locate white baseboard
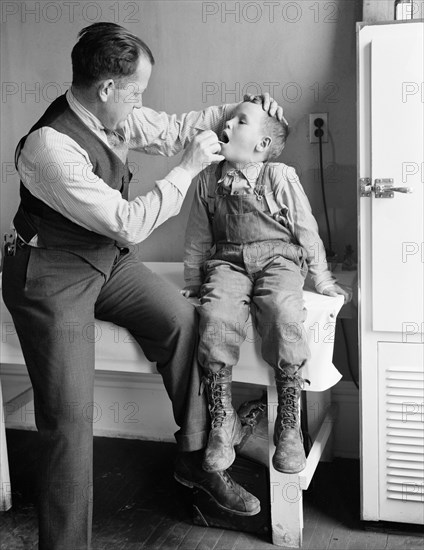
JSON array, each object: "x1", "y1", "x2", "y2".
[
  {"x1": 1, "y1": 364, "x2": 263, "y2": 441},
  {"x1": 1, "y1": 365, "x2": 359, "y2": 458}
]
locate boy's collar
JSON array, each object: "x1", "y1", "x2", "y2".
[{"x1": 219, "y1": 160, "x2": 264, "y2": 188}]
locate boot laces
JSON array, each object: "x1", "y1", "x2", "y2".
[
  {"x1": 206, "y1": 371, "x2": 230, "y2": 429},
  {"x1": 221, "y1": 470, "x2": 235, "y2": 488},
  {"x1": 239, "y1": 399, "x2": 266, "y2": 427},
  {"x1": 278, "y1": 387, "x2": 299, "y2": 429},
  {"x1": 276, "y1": 373, "x2": 307, "y2": 431}
]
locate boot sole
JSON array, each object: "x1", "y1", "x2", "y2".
[
  {"x1": 272, "y1": 456, "x2": 306, "y2": 474},
  {"x1": 173, "y1": 472, "x2": 261, "y2": 516}
]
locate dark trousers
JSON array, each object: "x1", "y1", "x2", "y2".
[{"x1": 2, "y1": 245, "x2": 209, "y2": 550}]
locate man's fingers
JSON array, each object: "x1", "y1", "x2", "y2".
[
  {"x1": 266, "y1": 97, "x2": 278, "y2": 117},
  {"x1": 196, "y1": 130, "x2": 220, "y2": 148},
  {"x1": 266, "y1": 100, "x2": 285, "y2": 123},
  {"x1": 197, "y1": 129, "x2": 219, "y2": 141},
  {"x1": 243, "y1": 93, "x2": 285, "y2": 122},
  {"x1": 197, "y1": 131, "x2": 223, "y2": 158},
  {"x1": 210, "y1": 154, "x2": 226, "y2": 163},
  {"x1": 277, "y1": 107, "x2": 287, "y2": 123},
  {"x1": 323, "y1": 290, "x2": 338, "y2": 297},
  {"x1": 261, "y1": 92, "x2": 271, "y2": 112}
]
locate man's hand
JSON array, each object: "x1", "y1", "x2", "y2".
[
  {"x1": 179, "y1": 131, "x2": 224, "y2": 179},
  {"x1": 321, "y1": 283, "x2": 352, "y2": 304},
  {"x1": 180, "y1": 285, "x2": 201, "y2": 298},
  {"x1": 243, "y1": 92, "x2": 286, "y2": 123}
]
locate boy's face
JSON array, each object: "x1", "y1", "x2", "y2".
[{"x1": 220, "y1": 102, "x2": 269, "y2": 165}]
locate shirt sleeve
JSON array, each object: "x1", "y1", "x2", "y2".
[
  {"x1": 183, "y1": 167, "x2": 215, "y2": 286},
  {"x1": 127, "y1": 103, "x2": 238, "y2": 155},
  {"x1": 18, "y1": 127, "x2": 192, "y2": 246},
  {"x1": 271, "y1": 164, "x2": 336, "y2": 293}
]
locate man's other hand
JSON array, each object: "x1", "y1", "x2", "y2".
[{"x1": 243, "y1": 92, "x2": 286, "y2": 123}]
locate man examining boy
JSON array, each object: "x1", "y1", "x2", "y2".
[
  {"x1": 183, "y1": 98, "x2": 350, "y2": 475},
  {"x1": 2, "y1": 23, "x2": 285, "y2": 550}
]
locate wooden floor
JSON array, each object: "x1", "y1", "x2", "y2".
[{"x1": 1, "y1": 429, "x2": 423, "y2": 550}]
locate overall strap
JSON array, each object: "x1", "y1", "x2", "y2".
[
  {"x1": 253, "y1": 163, "x2": 268, "y2": 200},
  {"x1": 260, "y1": 163, "x2": 281, "y2": 215},
  {"x1": 205, "y1": 160, "x2": 226, "y2": 221}
]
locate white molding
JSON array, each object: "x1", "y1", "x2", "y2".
[{"x1": 1, "y1": 368, "x2": 359, "y2": 457}]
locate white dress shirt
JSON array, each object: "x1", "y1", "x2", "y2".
[{"x1": 17, "y1": 89, "x2": 232, "y2": 246}]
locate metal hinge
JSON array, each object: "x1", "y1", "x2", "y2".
[{"x1": 360, "y1": 178, "x2": 413, "y2": 198}]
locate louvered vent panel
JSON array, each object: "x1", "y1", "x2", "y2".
[{"x1": 385, "y1": 368, "x2": 424, "y2": 502}]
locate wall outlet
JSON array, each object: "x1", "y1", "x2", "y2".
[{"x1": 309, "y1": 113, "x2": 328, "y2": 143}]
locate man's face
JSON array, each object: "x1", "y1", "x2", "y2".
[
  {"x1": 104, "y1": 54, "x2": 152, "y2": 130},
  {"x1": 220, "y1": 102, "x2": 267, "y2": 165}
]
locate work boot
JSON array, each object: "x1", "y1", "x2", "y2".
[
  {"x1": 272, "y1": 368, "x2": 307, "y2": 474},
  {"x1": 202, "y1": 367, "x2": 244, "y2": 472},
  {"x1": 174, "y1": 451, "x2": 261, "y2": 516}
]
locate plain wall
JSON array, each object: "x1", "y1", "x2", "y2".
[{"x1": 1, "y1": 0, "x2": 361, "y2": 261}]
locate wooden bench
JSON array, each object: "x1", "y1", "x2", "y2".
[{"x1": 1, "y1": 261, "x2": 344, "y2": 547}]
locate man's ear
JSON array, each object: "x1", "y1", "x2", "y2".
[
  {"x1": 256, "y1": 136, "x2": 272, "y2": 153},
  {"x1": 97, "y1": 79, "x2": 115, "y2": 103}
]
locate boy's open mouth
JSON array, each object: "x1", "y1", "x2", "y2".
[{"x1": 221, "y1": 131, "x2": 230, "y2": 143}]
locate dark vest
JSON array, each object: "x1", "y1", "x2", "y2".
[{"x1": 13, "y1": 94, "x2": 132, "y2": 273}]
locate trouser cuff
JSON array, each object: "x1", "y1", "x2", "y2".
[{"x1": 175, "y1": 429, "x2": 209, "y2": 453}]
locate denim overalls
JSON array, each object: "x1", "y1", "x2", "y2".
[{"x1": 198, "y1": 162, "x2": 311, "y2": 374}]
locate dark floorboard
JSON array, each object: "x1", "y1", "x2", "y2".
[{"x1": 1, "y1": 429, "x2": 423, "y2": 549}]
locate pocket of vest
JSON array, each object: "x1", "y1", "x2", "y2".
[{"x1": 225, "y1": 211, "x2": 261, "y2": 244}]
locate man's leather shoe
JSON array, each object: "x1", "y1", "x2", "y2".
[{"x1": 174, "y1": 451, "x2": 261, "y2": 516}]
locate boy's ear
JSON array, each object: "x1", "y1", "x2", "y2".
[{"x1": 256, "y1": 136, "x2": 272, "y2": 153}]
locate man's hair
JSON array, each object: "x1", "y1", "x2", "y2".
[
  {"x1": 71, "y1": 22, "x2": 155, "y2": 88},
  {"x1": 247, "y1": 97, "x2": 290, "y2": 160}
]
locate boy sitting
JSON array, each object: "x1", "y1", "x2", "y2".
[{"x1": 182, "y1": 98, "x2": 349, "y2": 474}]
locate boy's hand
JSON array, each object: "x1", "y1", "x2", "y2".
[
  {"x1": 243, "y1": 92, "x2": 286, "y2": 123},
  {"x1": 180, "y1": 285, "x2": 201, "y2": 298},
  {"x1": 321, "y1": 284, "x2": 352, "y2": 304},
  {"x1": 179, "y1": 131, "x2": 225, "y2": 179}
]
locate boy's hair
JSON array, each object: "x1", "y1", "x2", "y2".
[
  {"x1": 72, "y1": 22, "x2": 155, "y2": 89},
  {"x1": 247, "y1": 97, "x2": 290, "y2": 160}
]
